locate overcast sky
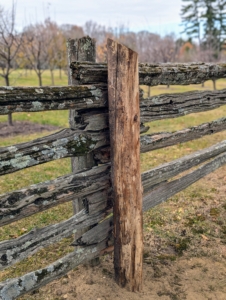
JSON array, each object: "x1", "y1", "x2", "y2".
[{"x1": 0, "y1": 0, "x2": 183, "y2": 36}]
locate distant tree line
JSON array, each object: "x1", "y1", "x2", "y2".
[{"x1": 1, "y1": 1, "x2": 226, "y2": 125}]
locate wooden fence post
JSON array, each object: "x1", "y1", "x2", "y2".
[
  {"x1": 107, "y1": 39, "x2": 143, "y2": 292},
  {"x1": 67, "y1": 37, "x2": 97, "y2": 236}
]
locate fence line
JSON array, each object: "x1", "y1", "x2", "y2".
[{"x1": 0, "y1": 36, "x2": 226, "y2": 298}]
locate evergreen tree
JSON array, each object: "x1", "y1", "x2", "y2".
[
  {"x1": 181, "y1": 0, "x2": 201, "y2": 43},
  {"x1": 181, "y1": 0, "x2": 226, "y2": 60}
]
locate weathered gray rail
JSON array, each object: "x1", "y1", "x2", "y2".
[
  {"x1": 1, "y1": 117, "x2": 226, "y2": 175},
  {"x1": 1, "y1": 86, "x2": 226, "y2": 123},
  {"x1": 70, "y1": 61, "x2": 226, "y2": 86}
]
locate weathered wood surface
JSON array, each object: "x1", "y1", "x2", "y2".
[
  {"x1": 0, "y1": 241, "x2": 107, "y2": 300},
  {"x1": 73, "y1": 216, "x2": 113, "y2": 246},
  {"x1": 107, "y1": 39, "x2": 143, "y2": 291},
  {"x1": 0, "y1": 189, "x2": 111, "y2": 270},
  {"x1": 0, "y1": 209, "x2": 106, "y2": 270},
  {"x1": 1, "y1": 86, "x2": 226, "y2": 123},
  {"x1": 142, "y1": 139, "x2": 226, "y2": 192},
  {"x1": 75, "y1": 150, "x2": 226, "y2": 246},
  {"x1": 0, "y1": 164, "x2": 111, "y2": 227},
  {"x1": 1, "y1": 146, "x2": 226, "y2": 291},
  {"x1": 68, "y1": 37, "x2": 100, "y2": 251},
  {"x1": 140, "y1": 89, "x2": 226, "y2": 122},
  {"x1": 0, "y1": 85, "x2": 108, "y2": 115},
  {"x1": 140, "y1": 117, "x2": 226, "y2": 153},
  {"x1": 70, "y1": 61, "x2": 226, "y2": 86},
  {"x1": 1, "y1": 117, "x2": 226, "y2": 175},
  {"x1": 143, "y1": 151, "x2": 226, "y2": 211},
  {"x1": 0, "y1": 128, "x2": 108, "y2": 176},
  {"x1": 2, "y1": 139, "x2": 225, "y2": 228}
]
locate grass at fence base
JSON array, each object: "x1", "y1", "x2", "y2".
[{"x1": 0, "y1": 73, "x2": 226, "y2": 288}]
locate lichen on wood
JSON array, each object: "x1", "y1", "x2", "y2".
[
  {"x1": 0, "y1": 164, "x2": 111, "y2": 227},
  {"x1": 0, "y1": 85, "x2": 108, "y2": 115},
  {"x1": 70, "y1": 61, "x2": 226, "y2": 86}
]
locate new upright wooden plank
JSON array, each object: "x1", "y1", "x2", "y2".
[{"x1": 107, "y1": 39, "x2": 143, "y2": 291}]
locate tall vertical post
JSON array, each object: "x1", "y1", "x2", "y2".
[
  {"x1": 67, "y1": 37, "x2": 97, "y2": 233},
  {"x1": 107, "y1": 39, "x2": 143, "y2": 292}
]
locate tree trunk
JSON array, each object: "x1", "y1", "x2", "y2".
[
  {"x1": 59, "y1": 67, "x2": 62, "y2": 79},
  {"x1": 50, "y1": 69, "x2": 55, "y2": 85},
  {"x1": 5, "y1": 74, "x2": 13, "y2": 126},
  {"x1": 38, "y1": 72, "x2": 43, "y2": 86}
]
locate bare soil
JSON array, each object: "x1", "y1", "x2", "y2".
[{"x1": 0, "y1": 121, "x2": 60, "y2": 138}]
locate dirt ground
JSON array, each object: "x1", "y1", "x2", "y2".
[
  {"x1": 2, "y1": 122, "x2": 226, "y2": 300},
  {"x1": 26, "y1": 237, "x2": 226, "y2": 300},
  {"x1": 24, "y1": 167, "x2": 226, "y2": 300},
  {"x1": 0, "y1": 121, "x2": 60, "y2": 138}
]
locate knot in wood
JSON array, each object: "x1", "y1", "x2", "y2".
[{"x1": 134, "y1": 114, "x2": 138, "y2": 122}]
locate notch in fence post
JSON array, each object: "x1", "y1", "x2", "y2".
[
  {"x1": 107, "y1": 39, "x2": 143, "y2": 292},
  {"x1": 67, "y1": 37, "x2": 99, "y2": 266}
]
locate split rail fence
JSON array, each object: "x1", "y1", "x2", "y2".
[{"x1": 1, "y1": 36, "x2": 226, "y2": 298}]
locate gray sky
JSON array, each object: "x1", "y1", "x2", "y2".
[{"x1": 0, "y1": 0, "x2": 183, "y2": 36}]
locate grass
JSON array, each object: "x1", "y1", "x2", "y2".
[{"x1": 0, "y1": 71, "x2": 226, "y2": 286}]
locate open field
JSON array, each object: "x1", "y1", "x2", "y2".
[{"x1": 1, "y1": 72, "x2": 226, "y2": 299}]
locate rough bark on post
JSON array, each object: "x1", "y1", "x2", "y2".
[
  {"x1": 67, "y1": 37, "x2": 97, "y2": 240},
  {"x1": 107, "y1": 39, "x2": 143, "y2": 291}
]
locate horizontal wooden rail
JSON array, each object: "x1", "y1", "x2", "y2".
[
  {"x1": 71, "y1": 61, "x2": 226, "y2": 86},
  {"x1": 0, "y1": 85, "x2": 108, "y2": 115},
  {"x1": 0, "y1": 128, "x2": 108, "y2": 176},
  {"x1": 1, "y1": 139, "x2": 226, "y2": 269},
  {"x1": 1, "y1": 150, "x2": 226, "y2": 299},
  {"x1": 75, "y1": 150, "x2": 226, "y2": 246},
  {"x1": 0, "y1": 164, "x2": 111, "y2": 226},
  {"x1": 0, "y1": 241, "x2": 107, "y2": 300},
  {"x1": 1, "y1": 117, "x2": 226, "y2": 175},
  {"x1": 1, "y1": 86, "x2": 226, "y2": 123},
  {"x1": 0, "y1": 208, "x2": 108, "y2": 270},
  {"x1": 142, "y1": 139, "x2": 226, "y2": 191},
  {"x1": 140, "y1": 117, "x2": 226, "y2": 152},
  {"x1": 140, "y1": 88, "x2": 226, "y2": 122}
]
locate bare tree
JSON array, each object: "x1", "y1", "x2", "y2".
[
  {"x1": 22, "y1": 20, "x2": 51, "y2": 86},
  {"x1": 0, "y1": 1, "x2": 22, "y2": 125}
]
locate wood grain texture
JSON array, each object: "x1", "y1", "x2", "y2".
[
  {"x1": 2, "y1": 87, "x2": 226, "y2": 122},
  {"x1": 67, "y1": 37, "x2": 98, "y2": 247},
  {"x1": 0, "y1": 241, "x2": 107, "y2": 300},
  {"x1": 2, "y1": 139, "x2": 226, "y2": 228},
  {"x1": 0, "y1": 128, "x2": 108, "y2": 176},
  {"x1": 0, "y1": 164, "x2": 111, "y2": 227},
  {"x1": 140, "y1": 89, "x2": 226, "y2": 122},
  {"x1": 143, "y1": 151, "x2": 226, "y2": 211},
  {"x1": 0, "y1": 189, "x2": 111, "y2": 270},
  {"x1": 1, "y1": 117, "x2": 226, "y2": 175},
  {"x1": 0, "y1": 85, "x2": 108, "y2": 115},
  {"x1": 107, "y1": 39, "x2": 143, "y2": 291},
  {"x1": 1, "y1": 147, "x2": 226, "y2": 293},
  {"x1": 70, "y1": 61, "x2": 226, "y2": 86},
  {"x1": 142, "y1": 139, "x2": 226, "y2": 192},
  {"x1": 140, "y1": 117, "x2": 226, "y2": 153}
]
